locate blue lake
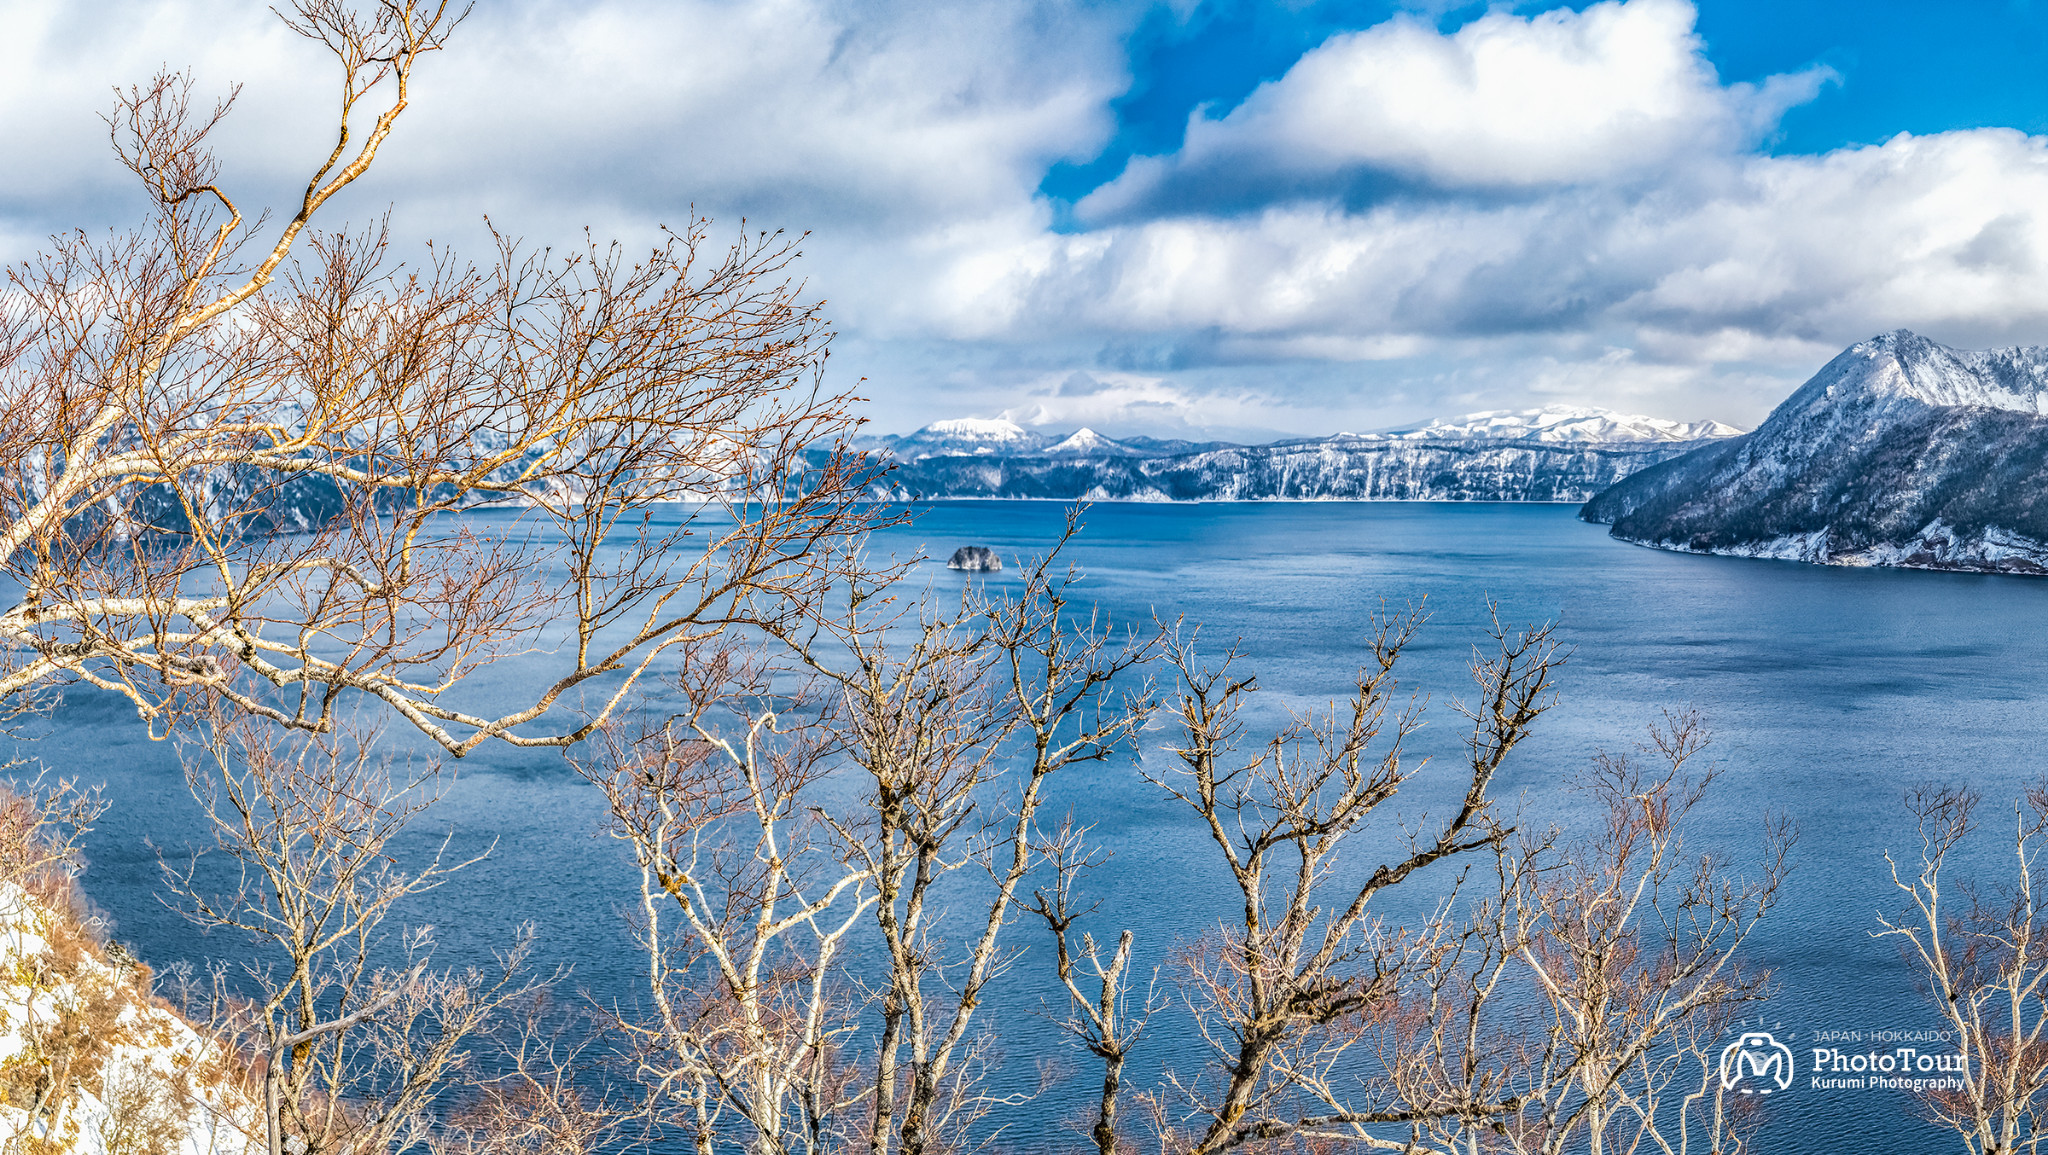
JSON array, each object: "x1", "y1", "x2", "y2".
[{"x1": 36, "y1": 501, "x2": 2048, "y2": 1153}]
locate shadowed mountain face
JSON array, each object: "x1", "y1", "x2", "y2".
[
  {"x1": 1581, "y1": 330, "x2": 2048, "y2": 574},
  {"x1": 851, "y1": 407, "x2": 1738, "y2": 503}
]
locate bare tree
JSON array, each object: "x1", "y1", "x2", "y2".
[
  {"x1": 1880, "y1": 782, "x2": 2048, "y2": 1155},
  {"x1": 1131, "y1": 606, "x2": 1557, "y2": 1154},
  {"x1": 567, "y1": 521, "x2": 1156, "y2": 1155},
  {"x1": 795, "y1": 523, "x2": 1158, "y2": 1155},
  {"x1": 0, "y1": 0, "x2": 885, "y2": 755},
  {"x1": 0, "y1": 773, "x2": 106, "y2": 900},
  {"x1": 1433, "y1": 710, "x2": 1791, "y2": 1155},
  {"x1": 1088, "y1": 625, "x2": 1789, "y2": 1155},
  {"x1": 575, "y1": 647, "x2": 872, "y2": 1155},
  {"x1": 164, "y1": 718, "x2": 543, "y2": 1155},
  {"x1": 0, "y1": 7, "x2": 943, "y2": 1155},
  {"x1": 1026, "y1": 818, "x2": 1166, "y2": 1155},
  {"x1": 434, "y1": 991, "x2": 627, "y2": 1155}
]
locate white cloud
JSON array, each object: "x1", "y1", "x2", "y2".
[
  {"x1": 0, "y1": 0, "x2": 1131, "y2": 245},
  {"x1": 10, "y1": 0, "x2": 2048, "y2": 439},
  {"x1": 1617, "y1": 130, "x2": 2048, "y2": 343},
  {"x1": 0, "y1": 0, "x2": 1136, "y2": 403},
  {"x1": 1079, "y1": 0, "x2": 1831, "y2": 220},
  {"x1": 395, "y1": 0, "x2": 1127, "y2": 235},
  {"x1": 996, "y1": 370, "x2": 1289, "y2": 436},
  {"x1": 914, "y1": 128, "x2": 2048, "y2": 411}
]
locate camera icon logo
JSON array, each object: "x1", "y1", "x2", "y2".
[{"x1": 1718, "y1": 1030, "x2": 1794, "y2": 1094}]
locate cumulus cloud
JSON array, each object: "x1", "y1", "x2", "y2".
[
  {"x1": 1079, "y1": 0, "x2": 1833, "y2": 221},
  {"x1": 0, "y1": 0, "x2": 1131, "y2": 244},
  {"x1": 945, "y1": 129, "x2": 2048, "y2": 346},
  {"x1": 900, "y1": 123, "x2": 2048, "y2": 426},
  {"x1": 9, "y1": 0, "x2": 2048, "y2": 437}
]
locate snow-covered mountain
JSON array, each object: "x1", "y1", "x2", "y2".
[
  {"x1": 857, "y1": 406, "x2": 1741, "y2": 502},
  {"x1": 879, "y1": 418, "x2": 1052, "y2": 461},
  {"x1": 1383, "y1": 406, "x2": 1743, "y2": 443},
  {"x1": 1582, "y1": 330, "x2": 2048, "y2": 574},
  {"x1": 1043, "y1": 428, "x2": 1144, "y2": 456}
]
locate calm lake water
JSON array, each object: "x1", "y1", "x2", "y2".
[{"x1": 34, "y1": 501, "x2": 2048, "y2": 1153}]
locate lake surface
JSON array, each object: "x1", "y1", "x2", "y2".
[{"x1": 35, "y1": 501, "x2": 2048, "y2": 1153}]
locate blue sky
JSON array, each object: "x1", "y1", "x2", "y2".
[
  {"x1": 1051, "y1": 1, "x2": 2048, "y2": 205},
  {"x1": 1699, "y1": 0, "x2": 2048, "y2": 148},
  {"x1": 8, "y1": 0, "x2": 2048, "y2": 439}
]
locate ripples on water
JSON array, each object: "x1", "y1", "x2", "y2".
[{"x1": 33, "y1": 501, "x2": 2048, "y2": 1153}]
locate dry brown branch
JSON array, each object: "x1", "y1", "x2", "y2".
[
  {"x1": 1880, "y1": 781, "x2": 2048, "y2": 1155},
  {"x1": 0, "y1": 0, "x2": 891, "y2": 755},
  {"x1": 162, "y1": 716, "x2": 544, "y2": 1155},
  {"x1": 792, "y1": 512, "x2": 1159, "y2": 1155},
  {"x1": 1026, "y1": 816, "x2": 1168, "y2": 1155},
  {"x1": 435, "y1": 991, "x2": 628, "y2": 1155}
]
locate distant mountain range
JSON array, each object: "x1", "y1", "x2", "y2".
[
  {"x1": 1582, "y1": 330, "x2": 2048, "y2": 575},
  {"x1": 854, "y1": 407, "x2": 1743, "y2": 503}
]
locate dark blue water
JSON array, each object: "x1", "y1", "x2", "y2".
[{"x1": 36, "y1": 502, "x2": 2048, "y2": 1153}]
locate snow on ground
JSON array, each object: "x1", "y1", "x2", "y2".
[
  {"x1": 1641, "y1": 520, "x2": 2048, "y2": 576},
  {"x1": 0, "y1": 885, "x2": 255, "y2": 1155}
]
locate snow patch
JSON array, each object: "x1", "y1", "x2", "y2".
[
  {"x1": 1796, "y1": 329, "x2": 2048, "y2": 416},
  {"x1": 1639, "y1": 519, "x2": 2048, "y2": 576}
]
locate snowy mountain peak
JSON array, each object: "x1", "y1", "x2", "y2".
[
  {"x1": 1589, "y1": 329, "x2": 2048, "y2": 575},
  {"x1": 1387, "y1": 405, "x2": 1743, "y2": 443},
  {"x1": 1046, "y1": 427, "x2": 1139, "y2": 455},
  {"x1": 1794, "y1": 329, "x2": 2048, "y2": 416},
  {"x1": 869, "y1": 404, "x2": 1739, "y2": 466},
  {"x1": 919, "y1": 417, "x2": 1034, "y2": 440},
  {"x1": 889, "y1": 417, "x2": 1051, "y2": 460}
]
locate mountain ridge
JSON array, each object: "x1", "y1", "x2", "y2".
[
  {"x1": 855, "y1": 405, "x2": 1744, "y2": 503},
  {"x1": 1582, "y1": 329, "x2": 2048, "y2": 574}
]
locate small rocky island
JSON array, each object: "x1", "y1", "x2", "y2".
[{"x1": 947, "y1": 546, "x2": 1002, "y2": 572}]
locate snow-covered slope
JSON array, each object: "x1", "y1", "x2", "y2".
[
  {"x1": 1385, "y1": 406, "x2": 1743, "y2": 443},
  {"x1": 1043, "y1": 428, "x2": 1142, "y2": 456},
  {"x1": 1582, "y1": 330, "x2": 2048, "y2": 574},
  {"x1": 857, "y1": 407, "x2": 1741, "y2": 502},
  {"x1": 0, "y1": 885, "x2": 253, "y2": 1155},
  {"x1": 883, "y1": 418, "x2": 1051, "y2": 461}
]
